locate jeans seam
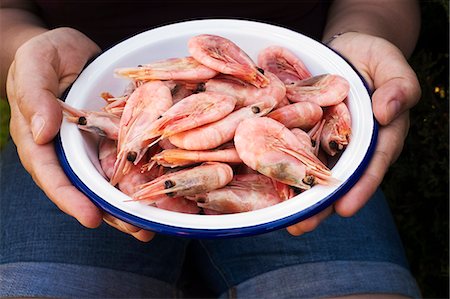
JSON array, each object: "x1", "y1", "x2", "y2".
[
  {"x1": 197, "y1": 240, "x2": 234, "y2": 298},
  {"x1": 173, "y1": 239, "x2": 192, "y2": 298}
]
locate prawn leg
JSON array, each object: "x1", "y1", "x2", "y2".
[{"x1": 286, "y1": 74, "x2": 350, "y2": 107}]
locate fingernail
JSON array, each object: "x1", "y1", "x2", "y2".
[
  {"x1": 387, "y1": 100, "x2": 401, "y2": 121},
  {"x1": 31, "y1": 115, "x2": 45, "y2": 142}
]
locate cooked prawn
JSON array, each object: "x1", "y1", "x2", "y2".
[
  {"x1": 118, "y1": 157, "x2": 161, "y2": 196},
  {"x1": 188, "y1": 34, "x2": 269, "y2": 88},
  {"x1": 204, "y1": 71, "x2": 285, "y2": 108},
  {"x1": 154, "y1": 196, "x2": 200, "y2": 214},
  {"x1": 59, "y1": 99, "x2": 120, "y2": 140},
  {"x1": 320, "y1": 102, "x2": 352, "y2": 156},
  {"x1": 143, "y1": 91, "x2": 237, "y2": 144},
  {"x1": 152, "y1": 146, "x2": 242, "y2": 168},
  {"x1": 258, "y1": 45, "x2": 312, "y2": 84},
  {"x1": 110, "y1": 80, "x2": 173, "y2": 185},
  {"x1": 187, "y1": 174, "x2": 291, "y2": 213},
  {"x1": 267, "y1": 101, "x2": 323, "y2": 130},
  {"x1": 98, "y1": 138, "x2": 117, "y2": 180},
  {"x1": 286, "y1": 74, "x2": 350, "y2": 107},
  {"x1": 234, "y1": 117, "x2": 334, "y2": 190},
  {"x1": 132, "y1": 162, "x2": 233, "y2": 203},
  {"x1": 168, "y1": 98, "x2": 276, "y2": 150},
  {"x1": 290, "y1": 128, "x2": 314, "y2": 154},
  {"x1": 115, "y1": 56, "x2": 218, "y2": 82},
  {"x1": 163, "y1": 80, "x2": 196, "y2": 104}
]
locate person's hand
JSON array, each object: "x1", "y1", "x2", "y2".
[
  {"x1": 6, "y1": 27, "x2": 154, "y2": 242},
  {"x1": 287, "y1": 32, "x2": 421, "y2": 236}
]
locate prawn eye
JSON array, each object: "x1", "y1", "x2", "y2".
[
  {"x1": 127, "y1": 151, "x2": 137, "y2": 162},
  {"x1": 251, "y1": 106, "x2": 261, "y2": 114},
  {"x1": 194, "y1": 83, "x2": 206, "y2": 93},
  {"x1": 329, "y1": 141, "x2": 343, "y2": 151},
  {"x1": 302, "y1": 175, "x2": 315, "y2": 186},
  {"x1": 311, "y1": 139, "x2": 316, "y2": 147},
  {"x1": 329, "y1": 141, "x2": 338, "y2": 150},
  {"x1": 164, "y1": 180, "x2": 176, "y2": 197},
  {"x1": 78, "y1": 116, "x2": 87, "y2": 125},
  {"x1": 257, "y1": 67, "x2": 265, "y2": 74},
  {"x1": 164, "y1": 180, "x2": 175, "y2": 189}
]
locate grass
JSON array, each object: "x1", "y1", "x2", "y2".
[
  {"x1": 0, "y1": 100, "x2": 10, "y2": 149},
  {"x1": 0, "y1": 1, "x2": 448, "y2": 297}
]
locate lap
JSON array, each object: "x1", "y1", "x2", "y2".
[
  {"x1": 192, "y1": 189, "x2": 421, "y2": 298},
  {"x1": 1, "y1": 140, "x2": 421, "y2": 298},
  {"x1": 0, "y1": 141, "x2": 188, "y2": 289}
]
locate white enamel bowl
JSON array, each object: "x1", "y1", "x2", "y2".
[{"x1": 56, "y1": 19, "x2": 377, "y2": 238}]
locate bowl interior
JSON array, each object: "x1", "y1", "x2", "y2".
[{"x1": 59, "y1": 19, "x2": 374, "y2": 235}]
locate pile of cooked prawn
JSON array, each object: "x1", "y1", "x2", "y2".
[{"x1": 61, "y1": 34, "x2": 352, "y2": 215}]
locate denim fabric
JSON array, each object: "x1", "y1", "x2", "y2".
[
  {"x1": 1, "y1": 140, "x2": 421, "y2": 298},
  {"x1": 0, "y1": 141, "x2": 189, "y2": 284},
  {"x1": 221, "y1": 261, "x2": 421, "y2": 298},
  {"x1": 1, "y1": 262, "x2": 176, "y2": 298},
  {"x1": 187, "y1": 189, "x2": 416, "y2": 295}
]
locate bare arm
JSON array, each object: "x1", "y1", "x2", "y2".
[
  {"x1": 0, "y1": 1, "x2": 48, "y2": 97},
  {"x1": 323, "y1": 0, "x2": 420, "y2": 57}
]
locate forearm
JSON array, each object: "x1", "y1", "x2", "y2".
[
  {"x1": 323, "y1": 0, "x2": 420, "y2": 58},
  {"x1": 0, "y1": 3, "x2": 48, "y2": 97}
]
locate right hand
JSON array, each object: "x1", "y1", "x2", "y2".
[{"x1": 6, "y1": 27, "x2": 154, "y2": 242}]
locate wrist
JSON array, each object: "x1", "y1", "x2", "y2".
[{"x1": 323, "y1": 31, "x2": 358, "y2": 46}]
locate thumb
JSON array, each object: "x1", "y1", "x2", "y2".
[{"x1": 8, "y1": 51, "x2": 63, "y2": 144}]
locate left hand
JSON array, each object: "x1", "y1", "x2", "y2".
[{"x1": 287, "y1": 32, "x2": 421, "y2": 236}]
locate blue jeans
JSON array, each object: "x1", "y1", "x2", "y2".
[{"x1": 0, "y1": 140, "x2": 421, "y2": 298}]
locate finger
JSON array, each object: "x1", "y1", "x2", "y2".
[
  {"x1": 103, "y1": 213, "x2": 155, "y2": 242},
  {"x1": 334, "y1": 112, "x2": 410, "y2": 217},
  {"x1": 286, "y1": 205, "x2": 334, "y2": 236},
  {"x1": 370, "y1": 45, "x2": 421, "y2": 125},
  {"x1": 9, "y1": 103, "x2": 103, "y2": 228}
]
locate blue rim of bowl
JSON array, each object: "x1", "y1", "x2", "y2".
[{"x1": 54, "y1": 21, "x2": 378, "y2": 239}]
